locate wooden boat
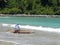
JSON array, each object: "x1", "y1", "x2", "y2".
[{"x1": 8, "y1": 30, "x2": 33, "y2": 34}]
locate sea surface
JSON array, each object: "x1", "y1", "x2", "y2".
[{"x1": 0, "y1": 16, "x2": 60, "y2": 45}]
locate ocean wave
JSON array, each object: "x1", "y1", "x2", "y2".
[{"x1": 2, "y1": 23, "x2": 60, "y2": 33}]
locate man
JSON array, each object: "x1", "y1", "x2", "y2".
[{"x1": 14, "y1": 24, "x2": 20, "y2": 33}]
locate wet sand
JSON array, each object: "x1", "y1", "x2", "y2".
[
  {"x1": 0, "y1": 24, "x2": 60, "y2": 45},
  {"x1": 0, "y1": 30, "x2": 60, "y2": 45},
  {"x1": 0, "y1": 41, "x2": 14, "y2": 45}
]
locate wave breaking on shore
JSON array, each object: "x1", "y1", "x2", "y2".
[{"x1": 1, "y1": 23, "x2": 60, "y2": 33}]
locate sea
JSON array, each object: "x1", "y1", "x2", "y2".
[{"x1": 0, "y1": 16, "x2": 60, "y2": 45}]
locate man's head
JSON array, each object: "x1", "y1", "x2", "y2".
[{"x1": 17, "y1": 24, "x2": 19, "y2": 25}]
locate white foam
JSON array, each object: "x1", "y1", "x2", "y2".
[
  {"x1": 2, "y1": 24, "x2": 8, "y2": 26},
  {"x1": 0, "y1": 39, "x2": 20, "y2": 44},
  {"x1": 0, "y1": 39, "x2": 31, "y2": 45},
  {"x1": 2, "y1": 23, "x2": 60, "y2": 33}
]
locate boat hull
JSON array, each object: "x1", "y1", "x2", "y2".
[{"x1": 8, "y1": 30, "x2": 33, "y2": 34}]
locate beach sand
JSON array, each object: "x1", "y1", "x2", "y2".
[
  {"x1": 0, "y1": 24, "x2": 60, "y2": 45},
  {"x1": 0, "y1": 41, "x2": 14, "y2": 45}
]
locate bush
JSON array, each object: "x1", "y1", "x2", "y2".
[{"x1": 0, "y1": 7, "x2": 21, "y2": 14}]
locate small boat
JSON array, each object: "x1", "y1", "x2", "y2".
[{"x1": 8, "y1": 30, "x2": 33, "y2": 34}]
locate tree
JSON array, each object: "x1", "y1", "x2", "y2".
[{"x1": 0, "y1": 0, "x2": 7, "y2": 8}]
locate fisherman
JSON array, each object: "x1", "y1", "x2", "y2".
[{"x1": 14, "y1": 24, "x2": 20, "y2": 33}]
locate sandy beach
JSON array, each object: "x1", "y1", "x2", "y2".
[
  {"x1": 0, "y1": 24, "x2": 60, "y2": 45},
  {"x1": 0, "y1": 41, "x2": 14, "y2": 45}
]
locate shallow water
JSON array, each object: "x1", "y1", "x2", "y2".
[
  {"x1": 0, "y1": 17, "x2": 60, "y2": 45},
  {"x1": 0, "y1": 17, "x2": 60, "y2": 28},
  {"x1": 0, "y1": 29, "x2": 60, "y2": 45}
]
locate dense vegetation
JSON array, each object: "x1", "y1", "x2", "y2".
[{"x1": 0, "y1": 0, "x2": 60, "y2": 15}]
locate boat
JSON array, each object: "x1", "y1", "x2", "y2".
[{"x1": 8, "y1": 30, "x2": 33, "y2": 34}]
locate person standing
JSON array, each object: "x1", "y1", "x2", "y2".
[{"x1": 14, "y1": 24, "x2": 20, "y2": 33}]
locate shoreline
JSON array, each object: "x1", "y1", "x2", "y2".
[
  {"x1": 0, "y1": 23, "x2": 60, "y2": 45},
  {"x1": 0, "y1": 14, "x2": 60, "y2": 18}
]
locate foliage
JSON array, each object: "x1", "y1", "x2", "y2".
[{"x1": 0, "y1": 0, "x2": 60, "y2": 15}]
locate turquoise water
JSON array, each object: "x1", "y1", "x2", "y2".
[
  {"x1": 0, "y1": 17, "x2": 60, "y2": 28},
  {"x1": 0, "y1": 16, "x2": 60, "y2": 45}
]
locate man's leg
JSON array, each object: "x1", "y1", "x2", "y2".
[{"x1": 14, "y1": 30, "x2": 20, "y2": 33}]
